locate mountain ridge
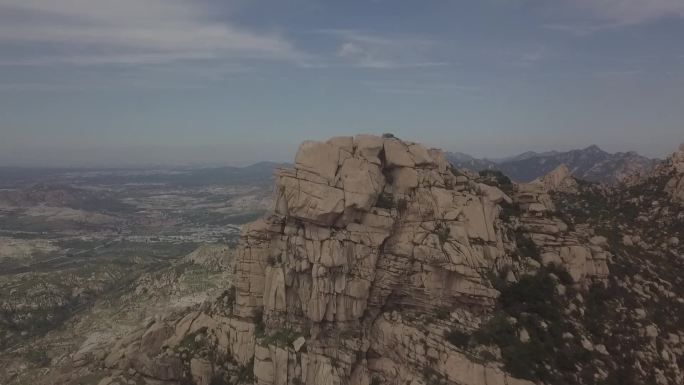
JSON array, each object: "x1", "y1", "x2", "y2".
[{"x1": 446, "y1": 145, "x2": 657, "y2": 184}]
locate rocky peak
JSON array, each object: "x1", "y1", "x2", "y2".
[
  {"x1": 631, "y1": 142, "x2": 684, "y2": 205},
  {"x1": 663, "y1": 143, "x2": 684, "y2": 204},
  {"x1": 273, "y1": 134, "x2": 449, "y2": 227},
  {"x1": 223, "y1": 135, "x2": 612, "y2": 385},
  {"x1": 237, "y1": 135, "x2": 503, "y2": 320},
  {"x1": 512, "y1": 164, "x2": 579, "y2": 214},
  {"x1": 60, "y1": 135, "x2": 684, "y2": 385},
  {"x1": 531, "y1": 163, "x2": 578, "y2": 192},
  {"x1": 228, "y1": 134, "x2": 546, "y2": 384},
  {"x1": 582, "y1": 144, "x2": 606, "y2": 154}
]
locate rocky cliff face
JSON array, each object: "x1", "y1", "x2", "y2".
[
  {"x1": 235, "y1": 134, "x2": 526, "y2": 385},
  {"x1": 510, "y1": 164, "x2": 609, "y2": 283},
  {"x1": 225, "y1": 135, "x2": 612, "y2": 385},
  {"x1": 33, "y1": 137, "x2": 681, "y2": 385}
]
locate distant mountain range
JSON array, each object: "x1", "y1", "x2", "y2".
[
  {"x1": 445, "y1": 145, "x2": 658, "y2": 184},
  {"x1": 0, "y1": 146, "x2": 657, "y2": 187}
]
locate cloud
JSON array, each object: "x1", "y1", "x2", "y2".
[
  {"x1": 541, "y1": 23, "x2": 616, "y2": 36},
  {"x1": 537, "y1": 0, "x2": 684, "y2": 37},
  {"x1": 542, "y1": 0, "x2": 684, "y2": 35},
  {"x1": 0, "y1": 0, "x2": 307, "y2": 66},
  {"x1": 506, "y1": 51, "x2": 544, "y2": 68},
  {"x1": 575, "y1": 0, "x2": 684, "y2": 24},
  {"x1": 362, "y1": 80, "x2": 483, "y2": 96},
  {"x1": 325, "y1": 30, "x2": 448, "y2": 69}
]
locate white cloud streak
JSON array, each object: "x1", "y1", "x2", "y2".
[
  {"x1": 362, "y1": 80, "x2": 483, "y2": 96},
  {"x1": 543, "y1": 0, "x2": 684, "y2": 35},
  {"x1": 0, "y1": 0, "x2": 306, "y2": 66},
  {"x1": 325, "y1": 30, "x2": 449, "y2": 69},
  {"x1": 575, "y1": 0, "x2": 684, "y2": 24}
]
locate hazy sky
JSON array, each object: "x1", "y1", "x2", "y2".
[{"x1": 1, "y1": 0, "x2": 683, "y2": 167}]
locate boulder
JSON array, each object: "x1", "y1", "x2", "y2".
[
  {"x1": 295, "y1": 140, "x2": 341, "y2": 182},
  {"x1": 383, "y1": 138, "x2": 415, "y2": 168}
]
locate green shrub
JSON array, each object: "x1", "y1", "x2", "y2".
[
  {"x1": 472, "y1": 269, "x2": 586, "y2": 384},
  {"x1": 236, "y1": 359, "x2": 255, "y2": 383},
  {"x1": 23, "y1": 347, "x2": 49, "y2": 367},
  {"x1": 221, "y1": 286, "x2": 236, "y2": 307},
  {"x1": 209, "y1": 376, "x2": 228, "y2": 385},
  {"x1": 253, "y1": 309, "x2": 265, "y2": 338},
  {"x1": 434, "y1": 307, "x2": 450, "y2": 320},
  {"x1": 584, "y1": 283, "x2": 609, "y2": 338},
  {"x1": 499, "y1": 201, "x2": 521, "y2": 223},
  {"x1": 478, "y1": 169, "x2": 512, "y2": 190},
  {"x1": 396, "y1": 198, "x2": 408, "y2": 213},
  {"x1": 499, "y1": 272, "x2": 560, "y2": 320},
  {"x1": 514, "y1": 229, "x2": 540, "y2": 260},
  {"x1": 445, "y1": 329, "x2": 471, "y2": 349},
  {"x1": 435, "y1": 222, "x2": 450, "y2": 245},
  {"x1": 178, "y1": 327, "x2": 208, "y2": 352},
  {"x1": 266, "y1": 255, "x2": 278, "y2": 266},
  {"x1": 487, "y1": 266, "x2": 512, "y2": 292},
  {"x1": 375, "y1": 192, "x2": 395, "y2": 209},
  {"x1": 259, "y1": 327, "x2": 300, "y2": 347},
  {"x1": 546, "y1": 263, "x2": 574, "y2": 286},
  {"x1": 473, "y1": 312, "x2": 517, "y2": 347}
]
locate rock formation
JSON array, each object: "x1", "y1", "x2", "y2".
[
  {"x1": 31, "y1": 137, "x2": 682, "y2": 385},
  {"x1": 219, "y1": 136, "x2": 614, "y2": 385},
  {"x1": 511, "y1": 164, "x2": 608, "y2": 282},
  {"x1": 661, "y1": 143, "x2": 684, "y2": 204},
  {"x1": 236, "y1": 134, "x2": 530, "y2": 385}
]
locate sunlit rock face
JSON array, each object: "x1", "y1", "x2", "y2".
[
  {"x1": 232, "y1": 134, "x2": 535, "y2": 385},
  {"x1": 236, "y1": 135, "x2": 504, "y2": 319},
  {"x1": 85, "y1": 136, "x2": 620, "y2": 385}
]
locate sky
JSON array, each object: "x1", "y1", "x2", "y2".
[{"x1": 0, "y1": 0, "x2": 683, "y2": 167}]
